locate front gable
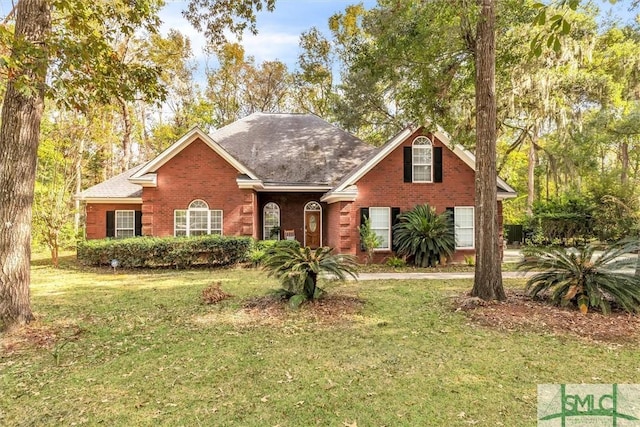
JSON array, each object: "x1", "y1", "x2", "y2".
[
  {"x1": 322, "y1": 124, "x2": 516, "y2": 204},
  {"x1": 129, "y1": 127, "x2": 257, "y2": 187},
  {"x1": 351, "y1": 128, "x2": 477, "y2": 209}
]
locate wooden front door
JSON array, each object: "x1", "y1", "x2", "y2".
[{"x1": 305, "y1": 210, "x2": 321, "y2": 248}]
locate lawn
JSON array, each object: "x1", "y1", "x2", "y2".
[{"x1": 2, "y1": 256, "x2": 640, "y2": 426}]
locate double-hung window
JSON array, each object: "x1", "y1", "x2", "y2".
[
  {"x1": 263, "y1": 202, "x2": 281, "y2": 240},
  {"x1": 369, "y1": 207, "x2": 391, "y2": 250},
  {"x1": 174, "y1": 200, "x2": 223, "y2": 236},
  {"x1": 115, "y1": 210, "x2": 135, "y2": 238},
  {"x1": 412, "y1": 136, "x2": 433, "y2": 182},
  {"x1": 454, "y1": 207, "x2": 474, "y2": 249}
]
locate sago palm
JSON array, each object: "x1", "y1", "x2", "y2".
[
  {"x1": 262, "y1": 246, "x2": 358, "y2": 301},
  {"x1": 517, "y1": 239, "x2": 640, "y2": 314},
  {"x1": 393, "y1": 204, "x2": 455, "y2": 267}
]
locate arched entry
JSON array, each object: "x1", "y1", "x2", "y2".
[{"x1": 304, "y1": 201, "x2": 322, "y2": 248}]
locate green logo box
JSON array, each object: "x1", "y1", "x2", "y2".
[{"x1": 538, "y1": 384, "x2": 640, "y2": 426}]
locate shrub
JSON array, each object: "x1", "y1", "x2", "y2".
[
  {"x1": 77, "y1": 235, "x2": 252, "y2": 268},
  {"x1": 385, "y1": 256, "x2": 406, "y2": 268},
  {"x1": 247, "y1": 239, "x2": 301, "y2": 266},
  {"x1": 517, "y1": 239, "x2": 640, "y2": 314},
  {"x1": 393, "y1": 204, "x2": 455, "y2": 267},
  {"x1": 526, "y1": 195, "x2": 594, "y2": 246},
  {"x1": 262, "y1": 246, "x2": 358, "y2": 303}
]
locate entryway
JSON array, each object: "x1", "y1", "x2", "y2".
[{"x1": 304, "y1": 201, "x2": 322, "y2": 248}]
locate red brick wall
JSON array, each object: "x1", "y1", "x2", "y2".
[
  {"x1": 337, "y1": 128, "x2": 502, "y2": 263},
  {"x1": 325, "y1": 201, "x2": 359, "y2": 257},
  {"x1": 85, "y1": 203, "x2": 142, "y2": 239},
  {"x1": 141, "y1": 138, "x2": 256, "y2": 237}
]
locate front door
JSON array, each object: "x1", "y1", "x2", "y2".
[{"x1": 305, "y1": 210, "x2": 321, "y2": 248}]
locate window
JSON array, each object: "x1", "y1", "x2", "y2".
[
  {"x1": 115, "y1": 210, "x2": 135, "y2": 238},
  {"x1": 174, "y1": 200, "x2": 223, "y2": 236},
  {"x1": 454, "y1": 207, "x2": 474, "y2": 249},
  {"x1": 412, "y1": 136, "x2": 433, "y2": 182},
  {"x1": 369, "y1": 207, "x2": 391, "y2": 250},
  {"x1": 263, "y1": 202, "x2": 280, "y2": 240}
]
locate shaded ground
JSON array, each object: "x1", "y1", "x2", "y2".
[{"x1": 457, "y1": 290, "x2": 640, "y2": 344}]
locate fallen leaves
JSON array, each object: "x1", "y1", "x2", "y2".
[
  {"x1": 201, "y1": 282, "x2": 233, "y2": 305},
  {"x1": 242, "y1": 294, "x2": 364, "y2": 326},
  {"x1": 458, "y1": 290, "x2": 640, "y2": 343}
]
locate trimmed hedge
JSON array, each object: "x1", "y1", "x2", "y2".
[{"x1": 77, "y1": 235, "x2": 253, "y2": 268}]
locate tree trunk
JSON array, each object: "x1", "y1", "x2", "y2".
[
  {"x1": 117, "y1": 96, "x2": 133, "y2": 172},
  {"x1": 471, "y1": 0, "x2": 505, "y2": 301},
  {"x1": 526, "y1": 137, "x2": 536, "y2": 216},
  {"x1": 74, "y1": 133, "x2": 85, "y2": 233},
  {"x1": 0, "y1": 0, "x2": 51, "y2": 331},
  {"x1": 621, "y1": 139, "x2": 629, "y2": 186}
]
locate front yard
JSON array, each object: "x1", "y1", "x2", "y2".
[{"x1": 2, "y1": 257, "x2": 640, "y2": 426}]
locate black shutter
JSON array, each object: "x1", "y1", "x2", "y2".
[
  {"x1": 359, "y1": 208, "x2": 369, "y2": 252},
  {"x1": 135, "y1": 211, "x2": 143, "y2": 236},
  {"x1": 403, "y1": 147, "x2": 412, "y2": 182},
  {"x1": 391, "y1": 207, "x2": 401, "y2": 252},
  {"x1": 446, "y1": 207, "x2": 455, "y2": 245},
  {"x1": 434, "y1": 147, "x2": 443, "y2": 183},
  {"x1": 106, "y1": 211, "x2": 115, "y2": 238}
]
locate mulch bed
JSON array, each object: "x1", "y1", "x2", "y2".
[
  {"x1": 456, "y1": 290, "x2": 640, "y2": 344},
  {"x1": 242, "y1": 294, "x2": 365, "y2": 324}
]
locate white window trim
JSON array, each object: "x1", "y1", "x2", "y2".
[
  {"x1": 454, "y1": 206, "x2": 475, "y2": 249},
  {"x1": 115, "y1": 210, "x2": 135, "y2": 238},
  {"x1": 412, "y1": 136, "x2": 433, "y2": 183},
  {"x1": 369, "y1": 207, "x2": 391, "y2": 251},
  {"x1": 263, "y1": 202, "x2": 281, "y2": 240},
  {"x1": 174, "y1": 200, "x2": 223, "y2": 236}
]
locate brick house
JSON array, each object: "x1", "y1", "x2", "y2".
[{"x1": 77, "y1": 112, "x2": 516, "y2": 263}]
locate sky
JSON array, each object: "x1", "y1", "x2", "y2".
[{"x1": 160, "y1": 0, "x2": 377, "y2": 77}]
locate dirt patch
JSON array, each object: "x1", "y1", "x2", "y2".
[
  {"x1": 1, "y1": 322, "x2": 83, "y2": 355},
  {"x1": 457, "y1": 290, "x2": 640, "y2": 344},
  {"x1": 242, "y1": 293, "x2": 365, "y2": 325}
]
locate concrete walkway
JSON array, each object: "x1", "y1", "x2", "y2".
[
  {"x1": 352, "y1": 271, "x2": 534, "y2": 281},
  {"x1": 347, "y1": 247, "x2": 530, "y2": 281}
]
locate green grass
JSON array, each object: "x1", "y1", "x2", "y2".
[{"x1": 1, "y1": 256, "x2": 639, "y2": 426}]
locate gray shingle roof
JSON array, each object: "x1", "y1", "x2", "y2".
[
  {"x1": 77, "y1": 163, "x2": 144, "y2": 199},
  {"x1": 211, "y1": 113, "x2": 376, "y2": 185}
]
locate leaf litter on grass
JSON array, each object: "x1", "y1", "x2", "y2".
[{"x1": 457, "y1": 290, "x2": 640, "y2": 343}]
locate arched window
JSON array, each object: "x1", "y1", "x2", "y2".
[
  {"x1": 412, "y1": 136, "x2": 433, "y2": 182},
  {"x1": 263, "y1": 202, "x2": 281, "y2": 240},
  {"x1": 174, "y1": 199, "x2": 223, "y2": 236}
]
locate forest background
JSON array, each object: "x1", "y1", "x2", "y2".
[{"x1": 3, "y1": 0, "x2": 640, "y2": 259}]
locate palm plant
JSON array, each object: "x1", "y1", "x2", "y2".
[
  {"x1": 393, "y1": 204, "x2": 455, "y2": 267},
  {"x1": 517, "y1": 239, "x2": 640, "y2": 314},
  {"x1": 262, "y1": 246, "x2": 358, "y2": 303}
]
